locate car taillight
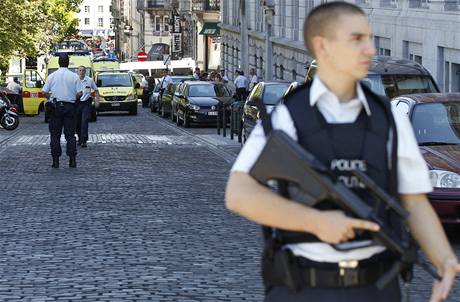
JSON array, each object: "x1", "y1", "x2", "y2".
[
  {"x1": 23, "y1": 91, "x2": 31, "y2": 98},
  {"x1": 38, "y1": 92, "x2": 44, "y2": 98},
  {"x1": 90, "y1": 92, "x2": 95, "y2": 97},
  {"x1": 10, "y1": 107, "x2": 17, "y2": 113}
]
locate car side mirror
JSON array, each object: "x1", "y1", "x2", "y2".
[
  {"x1": 96, "y1": 79, "x2": 102, "y2": 87},
  {"x1": 134, "y1": 83, "x2": 141, "y2": 89},
  {"x1": 246, "y1": 100, "x2": 256, "y2": 106},
  {"x1": 36, "y1": 80, "x2": 43, "y2": 89}
]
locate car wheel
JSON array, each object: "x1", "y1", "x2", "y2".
[
  {"x1": 150, "y1": 102, "x2": 155, "y2": 113},
  {"x1": 183, "y1": 112, "x2": 190, "y2": 128},
  {"x1": 90, "y1": 107, "x2": 97, "y2": 122}
]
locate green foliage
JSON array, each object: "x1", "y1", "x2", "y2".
[{"x1": 0, "y1": 0, "x2": 83, "y2": 73}]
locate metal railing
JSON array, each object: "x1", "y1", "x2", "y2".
[{"x1": 217, "y1": 101, "x2": 244, "y2": 143}]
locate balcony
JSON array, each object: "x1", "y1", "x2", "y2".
[{"x1": 192, "y1": 0, "x2": 220, "y2": 11}]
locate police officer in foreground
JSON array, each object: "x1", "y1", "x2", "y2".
[
  {"x1": 43, "y1": 54, "x2": 83, "y2": 168},
  {"x1": 225, "y1": 2, "x2": 460, "y2": 301},
  {"x1": 76, "y1": 66, "x2": 99, "y2": 148}
]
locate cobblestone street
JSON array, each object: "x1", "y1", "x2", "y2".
[{"x1": 0, "y1": 106, "x2": 459, "y2": 301}]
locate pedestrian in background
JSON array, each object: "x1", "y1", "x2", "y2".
[
  {"x1": 234, "y1": 70, "x2": 248, "y2": 102},
  {"x1": 76, "y1": 66, "x2": 99, "y2": 148},
  {"x1": 249, "y1": 68, "x2": 259, "y2": 91},
  {"x1": 193, "y1": 67, "x2": 201, "y2": 80},
  {"x1": 220, "y1": 68, "x2": 229, "y2": 83},
  {"x1": 225, "y1": 2, "x2": 460, "y2": 301},
  {"x1": 6, "y1": 77, "x2": 22, "y2": 111},
  {"x1": 43, "y1": 54, "x2": 83, "y2": 168}
]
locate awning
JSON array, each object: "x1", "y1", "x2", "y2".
[
  {"x1": 199, "y1": 22, "x2": 220, "y2": 36},
  {"x1": 79, "y1": 29, "x2": 93, "y2": 37}
]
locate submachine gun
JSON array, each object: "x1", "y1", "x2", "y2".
[{"x1": 248, "y1": 97, "x2": 441, "y2": 290}]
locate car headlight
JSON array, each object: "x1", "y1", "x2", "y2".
[
  {"x1": 429, "y1": 170, "x2": 460, "y2": 188},
  {"x1": 188, "y1": 104, "x2": 200, "y2": 111},
  {"x1": 127, "y1": 93, "x2": 137, "y2": 101}
]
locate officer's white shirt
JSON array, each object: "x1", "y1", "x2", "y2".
[
  {"x1": 231, "y1": 77, "x2": 433, "y2": 263},
  {"x1": 43, "y1": 68, "x2": 83, "y2": 102},
  {"x1": 234, "y1": 75, "x2": 248, "y2": 89},
  {"x1": 80, "y1": 76, "x2": 97, "y2": 102},
  {"x1": 6, "y1": 81, "x2": 21, "y2": 94},
  {"x1": 161, "y1": 75, "x2": 172, "y2": 89}
]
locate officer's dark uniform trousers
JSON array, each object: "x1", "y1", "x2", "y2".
[
  {"x1": 49, "y1": 101, "x2": 77, "y2": 157},
  {"x1": 75, "y1": 98, "x2": 92, "y2": 143},
  {"x1": 263, "y1": 83, "x2": 402, "y2": 302}
]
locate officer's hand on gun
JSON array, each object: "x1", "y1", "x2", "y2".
[{"x1": 311, "y1": 210, "x2": 380, "y2": 244}]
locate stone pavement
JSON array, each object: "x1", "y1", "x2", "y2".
[{"x1": 0, "y1": 106, "x2": 458, "y2": 301}]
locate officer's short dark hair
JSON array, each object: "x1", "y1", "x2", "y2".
[
  {"x1": 58, "y1": 54, "x2": 70, "y2": 67},
  {"x1": 303, "y1": 2, "x2": 366, "y2": 57}
]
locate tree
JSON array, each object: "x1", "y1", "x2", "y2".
[{"x1": 0, "y1": 0, "x2": 82, "y2": 78}]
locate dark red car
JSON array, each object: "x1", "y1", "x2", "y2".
[{"x1": 392, "y1": 93, "x2": 460, "y2": 224}]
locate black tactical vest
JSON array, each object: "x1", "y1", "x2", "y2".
[{"x1": 271, "y1": 82, "x2": 400, "y2": 245}]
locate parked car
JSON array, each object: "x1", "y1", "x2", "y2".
[
  {"x1": 242, "y1": 81, "x2": 291, "y2": 141},
  {"x1": 171, "y1": 81, "x2": 234, "y2": 127},
  {"x1": 149, "y1": 82, "x2": 161, "y2": 113},
  {"x1": 151, "y1": 76, "x2": 196, "y2": 113},
  {"x1": 306, "y1": 56, "x2": 440, "y2": 98},
  {"x1": 159, "y1": 82, "x2": 179, "y2": 118},
  {"x1": 391, "y1": 93, "x2": 460, "y2": 224}
]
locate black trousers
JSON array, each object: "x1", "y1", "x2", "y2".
[
  {"x1": 236, "y1": 87, "x2": 247, "y2": 102},
  {"x1": 76, "y1": 99, "x2": 92, "y2": 142},
  {"x1": 49, "y1": 102, "x2": 77, "y2": 157},
  {"x1": 264, "y1": 278, "x2": 401, "y2": 302}
]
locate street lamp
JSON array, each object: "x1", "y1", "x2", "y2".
[{"x1": 263, "y1": 0, "x2": 275, "y2": 81}]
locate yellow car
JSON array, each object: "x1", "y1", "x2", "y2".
[{"x1": 95, "y1": 70, "x2": 138, "y2": 115}]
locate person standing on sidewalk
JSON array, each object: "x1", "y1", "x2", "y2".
[
  {"x1": 76, "y1": 66, "x2": 99, "y2": 148},
  {"x1": 249, "y1": 68, "x2": 259, "y2": 92},
  {"x1": 43, "y1": 54, "x2": 83, "y2": 168},
  {"x1": 225, "y1": 2, "x2": 460, "y2": 301},
  {"x1": 234, "y1": 70, "x2": 248, "y2": 102}
]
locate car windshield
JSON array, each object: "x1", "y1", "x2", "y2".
[
  {"x1": 188, "y1": 84, "x2": 230, "y2": 97},
  {"x1": 97, "y1": 74, "x2": 132, "y2": 87},
  {"x1": 48, "y1": 68, "x2": 92, "y2": 78},
  {"x1": 361, "y1": 75, "x2": 438, "y2": 98},
  {"x1": 411, "y1": 102, "x2": 460, "y2": 145},
  {"x1": 263, "y1": 84, "x2": 290, "y2": 105}
]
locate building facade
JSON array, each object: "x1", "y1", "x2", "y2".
[
  {"x1": 220, "y1": 0, "x2": 460, "y2": 92},
  {"x1": 76, "y1": 0, "x2": 115, "y2": 38},
  {"x1": 111, "y1": 0, "x2": 143, "y2": 61}
]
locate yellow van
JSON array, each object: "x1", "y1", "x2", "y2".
[
  {"x1": 21, "y1": 69, "x2": 47, "y2": 115},
  {"x1": 95, "y1": 70, "x2": 138, "y2": 115}
]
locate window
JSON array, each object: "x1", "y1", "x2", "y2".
[
  {"x1": 98, "y1": 5, "x2": 104, "y2": 13},
  {"x1": 84, "y1": 5, "x2": 90, "y2": 13},
  {"x1": 84, "y1": 18, "x2": 90, "y2": 25},
  {"x1": 155, "y1": 16, "x2": 161, "y2": 32},
  {"x1": 98, "y1": 18, "x2": 104, "y2": 27},
  {"x1": 164, "y1": 16, "x2": 169, "y2": 32}
]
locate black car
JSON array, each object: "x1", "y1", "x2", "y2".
[
  {"x1": 306, "y1": 56, "x2": 440, "y2": 98},
  {"x1": 242, "y1": 81, "x2": 291, "y2": 141},
  {"x1": 150, "y1": 76, "x2": 196, "y2": 113},
  {"x1": 171, "y1": 81, "x2": 233, "y2": 127},
  {"x1": 159, "y1": 82, "x2": 179, "y2": 118}
]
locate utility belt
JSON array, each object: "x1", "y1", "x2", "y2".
[{"x1": 262, "y1": 247, "x2": 397, "y2": 291}]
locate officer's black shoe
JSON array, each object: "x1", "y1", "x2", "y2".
[
  {"x1": 81, "y1": 141, "x2": 87, "y2": 148},
  {"x1": 51, "y1": 156, "x2": 59, "y2": 168},
  {"x1": 69, "y1": 156, "x2": 77, "y2": 168}
]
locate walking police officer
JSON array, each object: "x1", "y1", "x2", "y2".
[
  {"x1": 43, "y1": 54, "x2": 83, "y2": 168},
  {"x1": 76, "y1": 66, "x2": 99, "y2": 148},
  {"x1": 225, "y1": 3, "x2": 460, "y2": 301}
]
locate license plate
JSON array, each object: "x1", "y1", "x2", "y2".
[
  {"x1": 208, "y1": 111, "x2": 218, "y2": 116},
  {"x1": 111, "y1": 103, "x2": 120, "y2": 107}
]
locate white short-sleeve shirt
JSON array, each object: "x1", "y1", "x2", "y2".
[
  {"x1": 80, "y1": 76, "x2": 98, "y2": 102},
  {"x1": 231, "y1": 77, "x2": 432, "y2": 262},
  {"x1": 43, "y1": 68, "x2": 83, "y2": 103}
]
